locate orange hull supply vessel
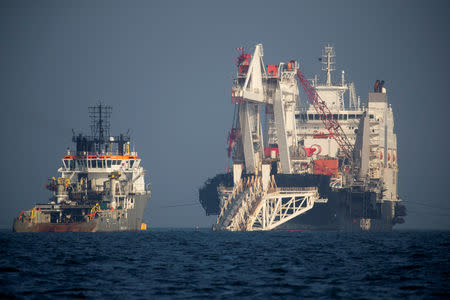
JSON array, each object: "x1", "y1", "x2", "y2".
[{"x1": 13, "y1": 103, "x2": 151, "y2": 232}]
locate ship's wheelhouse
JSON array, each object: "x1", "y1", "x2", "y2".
[{"x1": 62, "y1": 155, "x2": 141, "y2": 172}]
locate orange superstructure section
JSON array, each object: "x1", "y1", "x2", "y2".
[
  {"x1": 63, "y1": 155, "x2": 140, "y2": 160},
  {"x1": 313, "y1": 159, "x2": 338, "y2": 176}
]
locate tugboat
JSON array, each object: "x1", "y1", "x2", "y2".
[{"x1": 13, "y1": 103, "x2": 151, "y2": 232}]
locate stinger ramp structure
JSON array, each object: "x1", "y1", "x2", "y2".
[
  {"x1": 250, "y1": 186, "x2": 318, "y2": 231},
  {"x1": 216, "y1": 176, "x2": 319, "y2": 231}
]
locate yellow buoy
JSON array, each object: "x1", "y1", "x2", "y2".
[{"x1": 140, "y1": 223, "x2": 147, "y2": 230}]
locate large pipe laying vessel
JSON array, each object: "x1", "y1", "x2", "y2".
[{"x1": 199, "y1": 44, "x2": 406, "y2": 231}]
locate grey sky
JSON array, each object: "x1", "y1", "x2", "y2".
[{"x1": 1, "y1": 0, "x2": 449, "y2": 229}]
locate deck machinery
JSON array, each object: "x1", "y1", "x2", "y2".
[{"x1": 199, "y1": 44, "x2": 406, "y2": 231}]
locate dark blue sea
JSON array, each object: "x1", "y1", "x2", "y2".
[{"x1": 0, "y1": 230, "x2": 448, "y2": 299}]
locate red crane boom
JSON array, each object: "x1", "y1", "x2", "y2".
[{"x1": 296, "y1": 68, "x2": 354, "y2": 160}]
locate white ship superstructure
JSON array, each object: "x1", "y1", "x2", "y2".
[
  {"x1": 294, "y1": 45, "x2": 398, "y2": 201},
  {"x1": 60, "y1": 146, "x2": 147, "y2": 210}
]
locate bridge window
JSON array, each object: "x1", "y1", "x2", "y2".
[
  {"x1": 69, "y1": 160, "x2": 75, "y2": 170},
  {"x1": 98, "y1": 160, "x2": 103, "y2": 168},
  {"x1": 91, "y1": 160, "x2": 97, "y2": 168},
  {"x1": 314, "y1": 114, "x2": 320, "y2": 120},
  {"x1": 107, "y1": 160, "x2": 112, "y2": 168},
  {"x1": 308, "y1": 114, "x2": 314, "y2": 120},
  {"x1": 296, "y1": 113, "x2": 307, "y2": 121},
  {"x1": 63, "y1": 160, "x2": 69, "y2": 169},
  {"x1": 370, "y1": 114, "x2": 374, "y2": 119},
  {"x1": 130, "y1": 160, "x2": 135, "y2": 168}
]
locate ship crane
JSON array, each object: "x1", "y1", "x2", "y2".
[{"x1": 296, "y1": 68, "x2": 354, "y2": 161}]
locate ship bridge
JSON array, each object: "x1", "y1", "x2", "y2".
[{"x1": 61, "y1": 155, "x2": 141, "y2": 172}]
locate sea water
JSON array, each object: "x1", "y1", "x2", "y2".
[{"x1": 1, "y1": 229, "x2": 448, "y2": 299}]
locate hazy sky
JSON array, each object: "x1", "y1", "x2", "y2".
[{"x1": 1, "y1": 0, "x2": 449, "y2": 229}]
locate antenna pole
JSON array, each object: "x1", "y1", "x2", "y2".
[{"x1": 322, "y1": 45, "x2": 335, "y2": 86}]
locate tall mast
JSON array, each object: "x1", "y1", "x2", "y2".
[
  {"x1": 322, "y1": 45, "x2": 335, "y2": 86},
  {"x1": 89, "y1": 102, "x2": 112, "y2": 152}
]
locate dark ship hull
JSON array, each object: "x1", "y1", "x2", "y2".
[
  {"x1": 13, "y1": 194, "x2": 150, "y2": 233},
  {"x1": 275, "y1": 190, "x2": 395, "y2": 232},
  {"x1": 13, "y1": 220, "x2": 97, "y2": 232},
  {"x1": 199, "y1": 173, "x2": 405, "y2": 232},
  {"x1": 13, "y1": 193, "x2": 150, "y2": 232}
]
